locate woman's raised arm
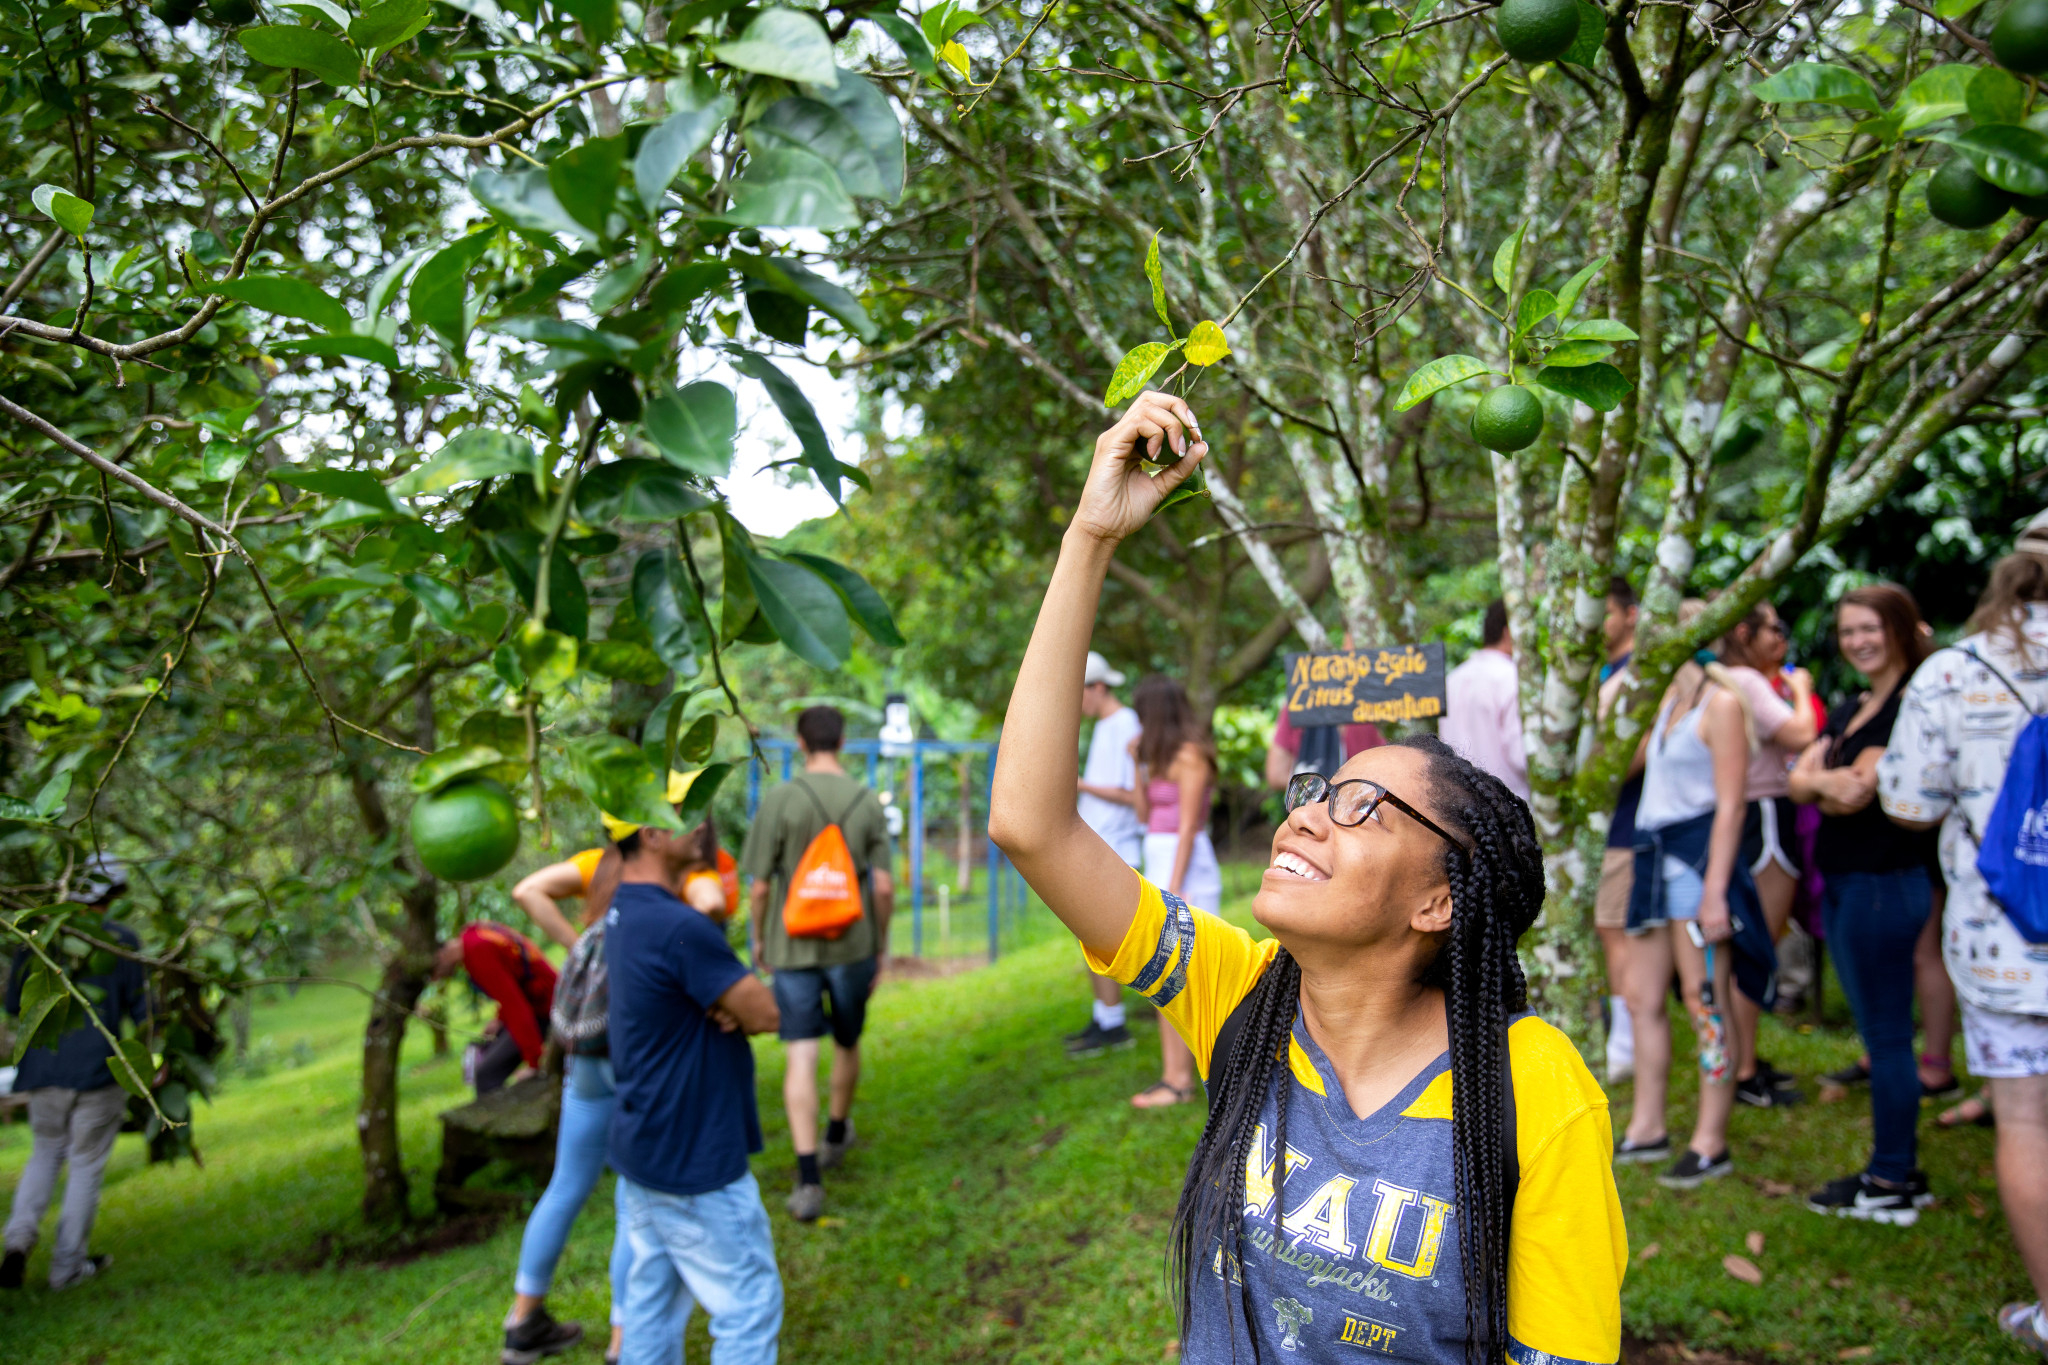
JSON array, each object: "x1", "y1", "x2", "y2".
[{"x1": 988, "y1": 392, "x2": 1207, "y2": 958}]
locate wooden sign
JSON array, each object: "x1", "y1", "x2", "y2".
[{"x1": 1283, "y1": 644, "x2": 1447, "y2": 727}]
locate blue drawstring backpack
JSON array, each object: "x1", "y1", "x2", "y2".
[{"x1": 1967, "y1": 649, "x2": 2048, "y2": 944}]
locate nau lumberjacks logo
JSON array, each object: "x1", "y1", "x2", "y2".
[{"x1": 1272, "y1": 1298, "x2": 1312, "y2": 1351}]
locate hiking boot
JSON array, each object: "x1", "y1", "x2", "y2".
[
  {"x1": 1658, "y1": 1148, "x2": 1733, "y2": 1190},
  {"x1": 787, "y1": 1181, "x2": 826, "y2": 1223},
  {"x1": 0, "y1": 1249, "x2": 23, "y2": 1289},
  {"x1": 1064, "y1": 1020, "x2": 1134, "y2": 1058},
  {"x1": 1736, "y1": 1073, "x2": 1805, "y2": 1108},
  {"x1": 1805, "y1": 1171, "x2": 1932, "y2": 1227},
  {"x1": 50, "y1": 1254, "x2": 110, "y2": 1290},
  {"x1": 502, "y1": 1307, "x2": 584, "y2": 1364},
  {"x1": 1613, "y1": 1134, "x2": 1671, "y2": 1166},
  {"x1": 821, "y1": 1119, "x2": 857, "y2": 1171}
]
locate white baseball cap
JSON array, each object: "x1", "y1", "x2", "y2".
[
  {"x1": 1083, "y1": 651, "x2": 1126, "y2": 688},
  {"x1": 2018, "y1": 507, "x2": 2048, "y2": 558}
]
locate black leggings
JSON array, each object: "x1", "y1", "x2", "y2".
[{"x1": 474, "y1": 1029, "x2": 526, "y2": 1094}]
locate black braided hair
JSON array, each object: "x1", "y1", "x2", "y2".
[{"x1": 1165, "y1": 735, "x2": 1547, "y2": 1364}]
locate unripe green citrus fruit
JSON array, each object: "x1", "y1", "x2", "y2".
[
  {"x1": 411, "y1": 778, "x2": 522, "y2": 883},
  {"x1": 1926, "y1": 159, "x2": 2013, "y2": 230},
  {"x1": 2012, "y1": 191, "x2": 2048, "y2": 219},
  {"x1": 1471, "y1": 385, "x2": 1545, "y2": 453},
  {"x1": 1993, "y1": 0, "x2": 2048, "y2": 75},
  {"x1": 1495, "y1": 0, "x2": 1582, "y2": 63}
]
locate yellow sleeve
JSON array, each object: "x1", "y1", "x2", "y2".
[
  {"x1": 570, "y1": 848, "x2": 605, "y2": 894},
  {"x1": 1082, "y1": 875, "x2": 1279, "y2": 1078},
  {"x1": 1504, "y1": 1019, "x2": 1628, "y2": 1365}
]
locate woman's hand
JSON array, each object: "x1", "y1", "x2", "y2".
[
  {"x1": 1697, "y1": 891, "x2": 1733, "y2": 944},
  {"x1": 1068, "y1": 391, "x2": 1209, "y2": 546}
]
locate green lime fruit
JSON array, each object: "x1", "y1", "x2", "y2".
[
  {"x1": 1926, "y1": 159, "x2": 2014, "y2": 229},
  {"x1": 2012, "y1": 191, "x2": 2048, "y2": 219},
  {"x1": 1994, "y1": 0, "x2": 2048, "y2": 75},
  {"x1": 411, "y1": 778, "x2": 521, "y2": 883},
  {"x1": 1495, "y1": 0, "x2": 1582, "y2": 63},
  {"x1": 1470, "y1": 384, "x2": 1545, "y2": 453}
]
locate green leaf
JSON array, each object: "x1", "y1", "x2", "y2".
[
  {"x1": 869, "y1": 12, "x2": 937, "y2": 77},
  {"x1": 647, "y1": 262, "x2": 728, "y2": 322},
  {"x1": 1555, "y1": 254, "x2": 1607, "y2": 318},
  {"x1": 280, "y1": 0, "x2": 351, "y2": 28},
  {"x1": 1899, "y1": 64, "x2": 1977, "y2": 132},
  {"x1": 31, "y1": 184, "x2": 93, "y2": 238},
  {"x1": 400, "y1": 572, "x2": 466, "y2": 630},
  {"x1": 938, "y1": 39, "x2": 969, "y2": 76},
  {"x1": 567, "y1": 734, "x2": 685, "y2": 831},
  {"x1": 471, "y1": 167, "x2": 594, "y2": 246},
  {"x1": 1392, "y1": 354, "x2": 1491, "y2": 411},
  {"x1": 748, "y1": 554, "x2": 852, "y2": 670},
  {"x1": 409, "y1": 228, "x2": 500, "y2": 349},
  {"x1": 632, "y1": 549, "x2": 702, "y2": 677},
  {"x1": 392, "y1": 429, "x2": 538, "y2": 495},
  {"x1": 1969, "y1": 66, "x2": 2028, "y2": 127},
  {"x1": 1539, "y1": 338, "x2": 1616, "y2": 367},
  {"x1": 584, "y1": 639, "x2": 668, "y2": 685},
  {"x1": 714, "y1": 8, "x2": 839, "y2": 85},
  {"x1": 726, "y1": 148, "x2": 860, "y2": 229},
  {"x1": 459, "y1": 710, "x2": 528, "y2": 756},
  {"x1": 1183, "y1": 319, "x2": 1229, "y2": 367},
  {"x1": 237, "y1": 25, "x2": 360, "y2": 86},
  {"x1": 410, "y1": 743, "x2": 510, "y2": 793},
  {"x1": 1750, "y1": 62, "x2": 1881, "y2": 114},
  {"x1": 513, "y1": 617, "x2": 579, "y2": 693},
  {"x1": 1558, "y1": 318, "x2": 1639, "y2": 342},
  {"x1": 733, "y1": 255, "x2": 877, "y2": 342},
  {"x1": 718, "y1": 512, "x2": 760, "y2": 644},
  {"x1": 1559, "y1": 1, "x2": 1603, "y2": 67},
  {"x1": 1944, "y1": 124, "x2": 2048, "y2": 197},
  {"x1": 747, "y1": 289, "x2": 808, "y2": 344},
  {"x1": 1936, "y1": 0, "x2": 1983, "y2": 12},
  {"x1": 576, "y1": 460, "x2": 714, "y2": 523},
  {"x1": 31, "y1": 769, "x2": 70, "y2": 818},
  {"x1": 201, "y1": 441, "x2": 249, "y2": 482},
  {"x1": 556, "y1": 0, "x2": 618, "y2": 43},
  {"x1": 1145, "y1": 231, "x2": 1170, "y2": 331},
  {"x1": 725, "y1": 349, "x2": 864, "y2": 502},
  {"x1": 111, "y1": 1039, "x2": 155, "y2": 1100},
  {"x1": 676, "y1": 761, "x2": 732, "y2": 827},
  {"x1": 633, "y1": 98, "x2": 734, "y2": 215},
  {"x1": 490, "y1": 532, "x2": 588, "y2": 637},
  {"x1": 270, "y1": 334, "x2": 401, "y2": 368},
  {"x1": 643, "y1": 381, "x2": 738, "y2": 477},
  {"x1": 549, "y1": 136, "x2": 626, "y2": 238},
  {"x1": 1533, "y1": 361, "x2": 1632, "y2": 411},
  {"x1": 209, "y1": 274, "x2": 354, "y2": 332},
  {"x1": 1492, "y1": 222, "x2": 1526, "y2": 294},
  {"x1": 492, "y1": 643, "x2": 525, "y2": 692},
  {"x1": 1105, "y1": 341, "x2": 1173, "y2": 406},
  {"x1": 1515, "y1": 289, "x2": 1558, "y2": 337},
  {"x1": 348, "y1": 0, "x2": 431, "y2": 49},
  {"x1": 493, "y1": 315, "x2": 636, "y2": 359},
  {"x1": 674, "y1": 713, "x2": 719, "y2": 765},
  {"x1": 753, "y1": 74, "x2": 905, "y2": 204},
  {"x1": 271, "y1": 466, "x2": 405, "y2": 516},
  {"x1": 784, "y1": 551, "x2": 905, "y2": 648}
]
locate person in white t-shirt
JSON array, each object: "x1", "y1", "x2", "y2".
[
  {"x1": 1440, "y1": 599, "x2": 1531, "y2": 800},
  {"x1": 1066, "y1": 651, "x2": 1145, "y2": 1056}
]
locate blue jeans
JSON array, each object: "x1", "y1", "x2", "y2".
[
  {"x1": 619, "y1": 1171, "x2": 782, "y2": 1365},
  {"x1": 514, "y1": 1056, "x2": 632, "y2": 1324},
  {"x1": 1823, "y1": 870, "x2": 1934, "y2": 1182}
]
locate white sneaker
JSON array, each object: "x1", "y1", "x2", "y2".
[{"x1": 1606, "y1": 1033, "x2": 1635, "y2": 1084}]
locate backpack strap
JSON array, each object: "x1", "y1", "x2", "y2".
[
  {"x1": 1206, "y1": 971, "x2": 1521, "y2": 1200},
  {"x1": 1964, "y1": 647, "x2": 2047, "y2": 719}
]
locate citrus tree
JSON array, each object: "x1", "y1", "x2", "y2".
[
  {"x1": 1, "y1": 0, "x2": 936, "y2": 1223},
  {"x1": 852, "y1": 0, "x2": 2048, "y2": 1049}
]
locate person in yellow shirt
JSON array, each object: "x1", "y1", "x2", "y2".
[{"x1": 988, "y1": 392, "x2": 1627, "y2": 1364}]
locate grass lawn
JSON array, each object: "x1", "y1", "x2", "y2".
[{"x1": 0, "y1": 870, "x2": 2029, "y2": 1364}]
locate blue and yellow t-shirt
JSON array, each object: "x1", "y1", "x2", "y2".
[{"x1": 1087, "y1": 878, "x2": 1627, "y2": 1364}]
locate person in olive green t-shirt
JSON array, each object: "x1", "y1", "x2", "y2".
[{"x1": 739, "y1": 706, "x2": 894, "y2": 1224}]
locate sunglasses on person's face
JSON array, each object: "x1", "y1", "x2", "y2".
[{"x1": 1283, "y1": 773, "x2": 1473, "y2": 853}]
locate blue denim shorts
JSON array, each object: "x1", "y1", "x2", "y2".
[{"x1": 771, "y1": 957, "x2": 879, "y2": 1046}]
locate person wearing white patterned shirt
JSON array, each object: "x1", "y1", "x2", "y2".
[{"x1": 1879, "y1": 514, "x2": 2048, "y2": 1357}]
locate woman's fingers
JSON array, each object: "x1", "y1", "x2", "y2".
[{"x1": 1126, "y1": 390, "x2": 1200, "y2": 459}]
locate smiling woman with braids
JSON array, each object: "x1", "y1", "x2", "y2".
[{"x1": 990, "y1": 393, "x2": 1626, "y2": 1364}]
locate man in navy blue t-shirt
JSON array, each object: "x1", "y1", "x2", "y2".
[{"x1": 606, "y1": 820, "x2": 782, "y2": 1365}]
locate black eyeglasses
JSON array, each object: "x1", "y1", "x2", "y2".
[{"x1": 1284, "y1": 772, "x2": 1473, "y2": 853}]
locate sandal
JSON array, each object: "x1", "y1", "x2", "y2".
[
  {"x1": 1938, "y1": 1093, "x2": 1994, "y2": 1128},
  {"x1": 2000, "y1": 1302, "x2": 2048, "y2": 1359},
  {"x1": 1131, "y1": 1080, "x2": 1194, "y2": 1109}
]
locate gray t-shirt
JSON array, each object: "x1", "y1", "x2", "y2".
[{"x1": 740, "y1": 770, "x2": 891, "y2": 969}]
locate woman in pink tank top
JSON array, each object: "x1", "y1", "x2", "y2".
[{"x1": 1128, "y1": 675, "x2": 1221, "y2": 1109}]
